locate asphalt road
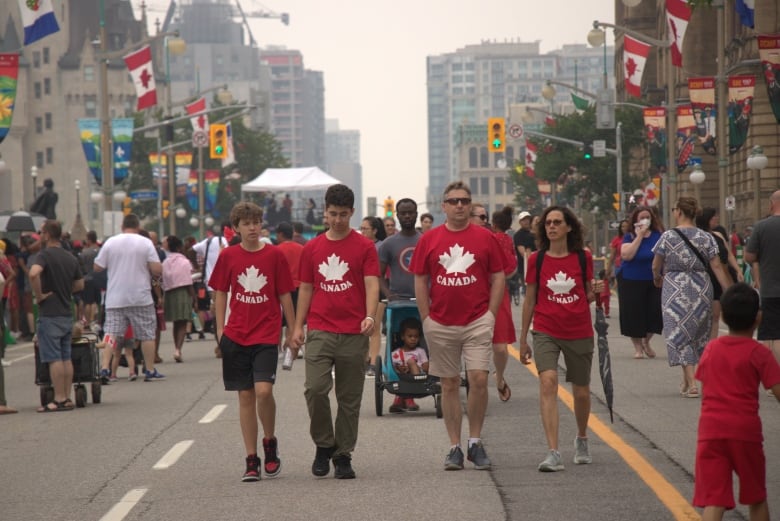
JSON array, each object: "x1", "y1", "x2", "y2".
[{"x1": 0, "y1": 298, "x2": 778, "y2": 521}]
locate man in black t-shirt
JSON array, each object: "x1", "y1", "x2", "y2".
[
  {"x1": 513, "y1": 212, "x2": 536, "y2": 287},
  {"x1": 29, "y1": 221, "x2": 84, "y2": 412}
]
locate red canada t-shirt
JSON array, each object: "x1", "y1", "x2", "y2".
[
  {"x1": 208, "y1": 243, "x2": 294, "y2": 346},
  {"x1": 495, "y1": 232, "x2": 517, "y2": 275},
  {"x1": 525, "y1": 250, "x2": 594, "y2": 339},
  {"x1": 696, "y1": 336, "x2": 780, "y2": 442},
  {"x1": 410, "y1": 223, "x2": 505, "y2": 326},
  {"x1": 277, "y1": 240, "x2": 304, "y2": 288},
  {"x1": 299, "y1": 230, "x2": 380, "y2": 334}
]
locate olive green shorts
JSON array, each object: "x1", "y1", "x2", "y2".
[{"x1": 532, "y1": 331, "x2": 593, "y2": 386}]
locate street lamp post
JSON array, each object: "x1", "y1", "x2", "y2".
[
  {"x1": 163, "y1": 36, "x2": 187, "y2": 236},
  {"x1": 30, "y1": 165, "x2": 38, "y2": 203},
  {"x1": 746, "y1": 146, "x2": 768, "y2": 222},
  {"x1": 75, "y1": 180, "x2": 81, "y2": 217},
  {"x1": 689, "y1": 162, "x2": 706, "y2": 200}
]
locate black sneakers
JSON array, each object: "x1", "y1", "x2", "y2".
[
  {"x1": 262, "y1": 437, "x2": 281, "y2": 477},
  {"x1": 242, "y1": 454, "x2": 260, "y2": 482},
  {"x1": 333, "y1": 455, "x2": 356, "y2": 479},
  {"x1": 312, "y1": 446, "x2": 334, "y2": 477}
]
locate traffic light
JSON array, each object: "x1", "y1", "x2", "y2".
[
  {"x1": 123, "y1": 196, "x2": 132, "y2": 216},
  {"x1": 383, "y1": 197, "x2": 395, "y2": 218},
  {"x1": 613, "y1": 193, "x2": 620, "y2": 212},
  {"x1": 583, "y1": 141, "x2": 593, "y2": 160},
  {"x1": 487, "y1": 117, "x2": 505, "y2": 153},
  {"x1": 162, "y1": 200, "x2": 170, "y2": 219},
  {"x1": 209, "y1": 123, "x2": 228, "y2": 159}
]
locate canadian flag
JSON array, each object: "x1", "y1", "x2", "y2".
[
  {"x1": 524, "y1": 142, "x2": 537, "y2": 178},
  {"x1": 666, "y1": 0, "x2": 691, "y2": 68},
  {"x1": 624, "y1": 35, "x2": 652, "y2": 98},
  {"x1": 124, "y1": 45, "x2": 157, "y2": 110},
  {"x1": 185, "y1": 97, "x2": 209, "y2": 133}
]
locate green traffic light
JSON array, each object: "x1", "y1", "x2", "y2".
[
  {"x1": 215, "y1": 145, "x2": 224, "y2": 154},
  {"x1": 386, "y1": 211, "x2": 392, "y2": 217},
  {"x1": 492, "y1": 139, "x2": 502, "y2": 149}
]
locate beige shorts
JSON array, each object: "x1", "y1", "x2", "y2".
[{"x1": 422, "y1": 311, "x2": 495, "y2": 377}]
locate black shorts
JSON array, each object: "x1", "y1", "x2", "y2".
[
  {"x1": 196, "y1": 284, "x2": 211, "y2": 311},
  {"x1": 281, "y1": 288, "x2": 298, "y2": 328},
  {"x1": 758, "y1": 297, "x2": 780, "y2": 341},
  {"x1": 81, "y1": 279, "x2": 102, "y2": 305},
  {"x1": 220, "y1": 335, "x2": 278, "y2": 390}
]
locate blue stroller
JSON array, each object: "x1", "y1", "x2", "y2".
[{"x1": 374, "y1": 300, "x2": 442, "y2": 418}]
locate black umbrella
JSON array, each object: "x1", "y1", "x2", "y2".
[
  {"x1": 593, "y1": 307, "x2": 614, "y2": 423},
  {"x1": 0, "y1": 211, "x2": 47, "y2": 232}
]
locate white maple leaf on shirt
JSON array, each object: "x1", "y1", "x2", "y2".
[
  {"x1": 438, "y1": 244, "x2": 476, "y2": 274},
  {"x1": 318, "y1": 254, "x2": 349, "y2": 281},
  {"x1": 546, "y1": 271, "x2": 576, "y2": 295},
  {"x1": 237, "y1": 265, "x2": 267, "y2": 293}
]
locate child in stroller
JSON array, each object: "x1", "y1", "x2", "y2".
[{"x1": 389, "y1": 318, "x2": 428, "y2": 413}]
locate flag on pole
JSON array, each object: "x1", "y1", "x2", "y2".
[
  {"x1": 570, "y1": 93, "x2": 590, "y2": 110},
  {"x1": 524, "y1": 142, "x2": 537, "y2": 178},
  {"x1": 666, "y1": 0, "x2": 691, "y2": 68},
  {"x1": 18, "y1": 0, "x2": 60, "y2": 46},
  {"x1": 735, "y1": 0, "x2": 754, "y2": 29},
  {"x1": 221, "y1": 122, "x2": 236, "y2": 168},
  {"x1": 624, "y1": 35, "x2": 651, "y2": 98},
  {"x1": 185, "y1": 97, "x2": 209, "y2": 133},
  {"x1": 124, "y1": 45, "x2": 157, "y2": 110},
  {"x1": 758, "y1": 35, "x2": 780, "y2": 123}
]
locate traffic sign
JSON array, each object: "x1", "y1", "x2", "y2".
[
  {"x1": 608, "y1": 220, "x2": 621, "y2": 230},
  {"x1": 508, "y1": 124, "x2": 524, "y2": 139},
  {"x1": 192, "y1": 130, "x2": 208, "y2": 148},
  {"x1": 130, "y1": 190, "x2": 158, "y2": 201},
  {"x1": 593, "y1": 140, "x2": 606, "y2": 157},
  {"x1": 725, "y1": 195, "x2": 736, "y2": 211}
]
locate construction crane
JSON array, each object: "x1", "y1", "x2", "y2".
[{"x1": 234, "y1": 0, "x2": 289, "y2": 48}]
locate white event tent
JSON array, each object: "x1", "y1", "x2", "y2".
[{"x1": 241, "y1": 167, "x2": 341, "y2": 193}]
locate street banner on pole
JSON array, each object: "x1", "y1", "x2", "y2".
[
  {"x1": 676, "y1": 106, "x2": 697, "y2": 172},
  {"x1": 728, "y1": 75, "x2": 755, "y2": 154},
  {"x1": 79, "y1": 118, "x2": 102, "y2": 185},
  {"x1": 688, "y1": 77, "x2": 716, "y2": 155},
  {"x1": 757, "y1": 35, "x2": 780, "y2": 123},
  {"x1": 124, "y1": 45, "x2": 157, "y2": 110},
  {"x1": 112, "y1": 118, "x2": 134, "y2": 184},
  {"x1": 643, "y1": 107, "x2": 667, "y2": 171},
  {"x1": 0, "y1": 54, "x2": 19, "y2": 146},
  {"x1": 18, "y1": 0, "x2": 60, "y2": 46}
]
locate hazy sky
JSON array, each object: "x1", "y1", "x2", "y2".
[{"x1": 141, "y1": 0, "x2": 615, "y2": 215}]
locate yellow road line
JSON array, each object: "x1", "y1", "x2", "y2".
[{"x1": 507, "y1": 344, "x2": 701, "y2": 521}]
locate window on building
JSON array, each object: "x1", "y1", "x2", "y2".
[
  {"x1": 33, "y1": 51, "x2": 40, "y2": 68},
  {"x1": 480, "y1": 177, "x2": 490, "y2": 195},
  {"x1": 34, "y1": 82, "x2": 41, "y2": 99},
  {"x1": 45, "y1": 113, "x2": 52, "y2": 129},
  {"x1": 46, "y1": 147, "x2": 53, "y2": 164},
  {"x1": 35, "y1": 117, "x2": 43, "y2": 134},
  {"x1": 44, "y1": 78, "x2": 51, "y2": 95},
  {"x1": 43, "y1": 47, "x2": 50, "y2": 64},
  {"x1": 506, "y1": 146, "x2": 514, "y2": 162},
  {"x1": 85, "y1": 99, "x2": 97, "y2": 118},
  {"x1": 469, "y1": 177, "x2": 478, "y2": 194},
  {"x1": 469, "y1": 147, "x2": 478, "y2": 168},
  {"x1": 495, "y1": 177, "x2": 504, "y2": 195},
  {"x1": 36, "y1": 151, "x2": 44, "y2": 168},
  {"x1": 480, "y1": 147, "x2": 488, "y2": 168},
  {"x1": 84, "y1": 65, "x2": 94, "y2": 82}
]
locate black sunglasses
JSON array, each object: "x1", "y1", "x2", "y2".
[
  {"x1": 444, "y1": 197, "x2": 472, "y2": 206},
  {"x1": 471, "y1": 214, "x2": 488, "y2": 221}
]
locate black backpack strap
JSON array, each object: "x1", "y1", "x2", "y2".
[{"x1": 534, "y1": 250, "x2": 545, "y2": 304}]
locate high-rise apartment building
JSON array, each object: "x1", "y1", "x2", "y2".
[
  {"x1": 426, "y1": 40, "x2": 612, "y2": 220},
  {"x1": 325, "y1": 119, "x2": 362, "y2": 214}
]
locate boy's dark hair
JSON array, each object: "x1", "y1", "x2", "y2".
[
  {"x1": 292, "y1": 221, "x2": 304, "y2": 234},
  {"x1": 399, "y1": 317, "x2": 422, "y2": 336},
  {"x1": 122, "y1": 213, "x2": 140, "y2": 230},
  {"x1": 276, "y1": 221, "x2": 293, "y2": 240},
  {"x1": 720, "y1": 282, "x2": 759, "y2": 332},
  {"x1": 229, "y1": 202, "x2": 264, "y2": 228},
  {"x1": 324, "y1": 184, "x2": 354, "y2": 208}
]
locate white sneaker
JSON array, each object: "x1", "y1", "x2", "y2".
[
  {"x1": 573, "y1": 437, "x2": 592, "y2": 465},
  {"x1": 538, "y1": 450, "x2": 564, "y2": 472}
]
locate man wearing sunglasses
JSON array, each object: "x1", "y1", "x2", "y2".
[{"x1": 410, "y1": 181, "x2": 505, "y2": 471}]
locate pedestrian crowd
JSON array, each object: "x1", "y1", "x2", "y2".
[{"x1": 1, "y1": 184, "x2": 779, "y2": 521}]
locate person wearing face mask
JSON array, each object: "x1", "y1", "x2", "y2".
[{"x1": 618, "y1": 206, "x2": 664, "y2": 359}]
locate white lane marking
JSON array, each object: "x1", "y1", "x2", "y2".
[
  {"x1": 2, "y1": 353, "x2": 35, "y2": 365},
  {"x1": 99, "y1": 488, "x2": 148, "y2": 521},
  {"x1": 153, "y1": 440, "x2": 194, "y2": 470},
  {"x1": 198, "y1": 404, "x2": 227, "y2": 424}
]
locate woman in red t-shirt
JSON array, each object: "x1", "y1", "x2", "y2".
[
  {"x1": 490, "y1": 207, "x2": 517, "y2": 402},
  {"x1": 607, "y1": 220, "x2": 629, "y2": 282}
]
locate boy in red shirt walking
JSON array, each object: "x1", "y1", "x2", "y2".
[
  {"x1": 210, "y1": 202, "x2": 296, "y2": 482},
  {"x1": 694, "y1": 283, "x2": 780, "y2": 521}
]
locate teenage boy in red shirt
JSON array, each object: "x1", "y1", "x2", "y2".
[
  {"x1": 210, "y1": 202, "x2": 296, "y2": 482},
  {"x1": 694, "y1": 283, "x2": 780, "y2": 521},
  {"x1": 291, "y1": 184, "x2": 380, "y2": 480}
]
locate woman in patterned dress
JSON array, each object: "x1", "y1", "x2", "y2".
[{"x1": 651, "y1": 197, "x2": 732, "y2": 398}]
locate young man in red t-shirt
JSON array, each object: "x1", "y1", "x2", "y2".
[
  {"x1": 693, "y1": 283, "x2": 780, "y2": 521},
  {"x1": 210, "y1": 202, "x2": 296, "y2": 482},
  {"x1": 291, "y1": 184, "x2": 380, "y2": 480},
  {"x1": 520, "y1": 206, "x2": 601, "y2": 472},
  {"x1": 410, "y1": 181, "x2": 505, "y2": 471}
]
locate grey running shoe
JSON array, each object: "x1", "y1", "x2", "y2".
[
  {"x1": 573, "y1": 437, "x2": 592, "y2": 465},
  {"x1": 538, "y1": 450, "x2": 564, "y2": 472},
  {"x1": 444, "y1": 446, "x2": 464, "y2": 471},
  {"x1": 467, "y1": 441, "x2": 492, "y2": 470}
]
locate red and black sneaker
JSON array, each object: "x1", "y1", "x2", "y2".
[
  {"x1": 262, "y1": 437, "x2": 281, "y2": 478},
  {"x1": 389, "y1": 395, "x2": 405, "y2": 413},
  {"x1": 242, "y1": 454, "x2": 260, "y2": 482}
]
